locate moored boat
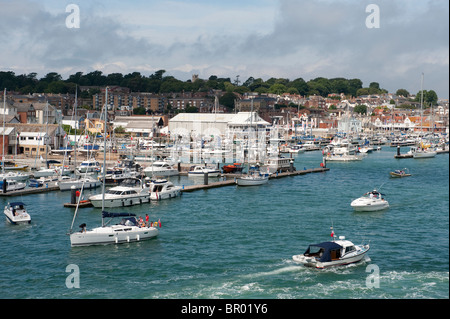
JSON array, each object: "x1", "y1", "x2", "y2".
[{"x1": 188, "y1": 165, "x2": 221, "y2": 177}]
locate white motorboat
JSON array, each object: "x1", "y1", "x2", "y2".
[
  {"x1": 0, "y1": 180, "x2": 26, "y2": 192},
  {"x1": 288, "y1": 145, "x2": 305, "y2": 154},
  {"x1": 351, "y1": 190, "x2": 389, "y2": 212},
  {"x1": 4, "y1": 202, "x2": 31, "y2": 224},
  {"x1": 143, "y1": 161, "x2": 179, "y2": 177},
  {"x1": 292, "y1": 228, "x2": 370, "y2": 269},
  {"x1": 147, "y1": 179, "x2": 182, "y2": 200},
  {"x1": 104, "y1": 167, "x2": 139, "y2": 185},
  {"x1": 70, "y1": 212, "x2": 159, "y2": 247},
  {"x1": 76, "y1": 159, "x2": 101, "y2": 173},
  {"x1": 188, "y1": 165, "x2": 221, "y2": 177},
  {"x1": 89, "y1": 178, "x2": 150, "y2": 208},
  {"x1": 0, "y1": 171, "x2": 30, "y2": 181},
  {"x1": 58, "y1": 175, "x2": 102, "y2": 191},
  {"x1": 323, "y1": 151, "x2": 363, "y2": 162}
]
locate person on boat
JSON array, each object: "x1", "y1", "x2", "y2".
[
  {"x1": 145, "y1": 214, "x2": 149, "y2": 227},
  {"x1": 138, "y1": 216, "x2": 144, "y2": 227}
]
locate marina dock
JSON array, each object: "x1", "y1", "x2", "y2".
[
  {"x1": 0, "y1": 185, "x2": 59, "y2": 197},
  {"x1": 181, "y1": 167, "x2": 330, "y2": 192}
]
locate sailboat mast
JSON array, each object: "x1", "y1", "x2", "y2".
[
  {"x1": 101, "y1": 87, "x2": 108, "y2": 226},
  {"x1": 420, "y1": 73, "x2": 424, "y2": 135},
  {"x1": 74, "y1": 86, "x2": 77, "y2": 169},
  {"x1": 2, "y1": 88, "x2": 6, "y2": 174}
]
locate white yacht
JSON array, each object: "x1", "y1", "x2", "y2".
[
  {"x1": 147, "y1": 179, "x2": 182, "y2": 200},
  {"x1": 58, "y1": 175, "x2": 102, "y2": 191},
  {"x1": 0, "y1": 171, "x2": 30, "y2": 181},
  {"x1": 143, "y1": 161, "x2": 179, "y2": 177},
  {"x1": 70, "y1": 212, "x2": 159, "y2": 247},
  {"x1": 188, "y1": 165, "x2": 221, "y2": 177},
  {"x1": 104, "y1": 167, "x2": 139, "y2": 185},
  {"x1": 76, "y1": 159, "x2": 101, "y2": 173},
  {"x1": 4, "y1": 202, "x2": 31, "y2": 225},
  {"x1": 0, "y1": 180, "x2": 26, "y2": 192},
  {"x1": 350, "y1": 190, "x2": 389, "y2": 212},
  {"x1": 89, "y1": 178, "x2": 150, "y2": 208},
  {"x1": 292, "y1": 228, "x2": 370, "y2": 269}
]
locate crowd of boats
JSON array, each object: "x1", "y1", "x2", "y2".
[{"x1": 2, "y1": 128, "x2": 448, "y2": 265}]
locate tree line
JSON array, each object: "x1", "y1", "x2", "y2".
[{"x1": 0, "y1": 70, "x2": 438, "y2": 105}]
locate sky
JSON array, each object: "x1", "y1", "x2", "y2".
[{"x1": 0, "y1": 0, "x2": 449, "y2": 98}]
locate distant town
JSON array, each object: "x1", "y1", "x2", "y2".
[{"x1": 0, "y1": 70, "x2": 448, "y2": 158}]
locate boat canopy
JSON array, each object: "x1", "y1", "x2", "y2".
[
  {"x1": 9, "y1": 202, "x2": 26, "y2": 208},
  {"x1": 304, "y1": 241, "x2": 343, "y2": 262},
  {"x1": 102, "y1": 211, "x2": 136, "y2": 218}
]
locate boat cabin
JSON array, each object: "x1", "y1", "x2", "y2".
[{"x1": 304, "y1": 242, "x2": 343, "y2": 262}]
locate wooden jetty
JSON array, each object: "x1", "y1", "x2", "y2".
[
  {"x1": 0, "y1": 185, "x2": 59, "y2": 197},
  {"x1": 181, "y1": 167, "x2": 330, "y2": 193}
]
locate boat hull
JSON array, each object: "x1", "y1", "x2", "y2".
[
  {"x1": 4, "y1": 210, "x2": 31, "y2": 225},
  {"x1": 58, "y1": 179, "x2": 102, "y2": 191},
  {"x1": 89, "y1": 194, "x2": 151, "y2": 208},
  {"x1": 293, "y1": 247, "x2": 369, "y2": 269},
  {"x1": 236, "y1": 176, "x2": 269, "y2": 186},
  {"x1": 150, "y1": 189, "x2": 181, "y2": 200},
  {"x1": 351, "y1": 201, "x2": 389, "y2": 211},
  {"x1": 70, "y1": 226, "x2": 158, "y2": 247}
]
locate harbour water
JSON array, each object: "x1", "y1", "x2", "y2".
[{"x1": 0, "y1": 147, "x2": 448, "y2": 299}]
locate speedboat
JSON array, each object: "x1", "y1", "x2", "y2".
[
  {"x1": 351, "y1": 190, "x2": 389, "y2": 212},
  {"x1": 70, "y1": 212, "x2": 159, "y2": 247},
  {"x1": 147, "y1": 179, "x2": 182, "y2": 200},
  {"x1": 188, "y1": 165, "x2": 221, "y2": 177},
  {"x1": 88, "y1": 178, "x2": 150, "y2": 208},
  {"x1": 292, "y1": 229, "x2": 370, "y2": 269},
  {"x1": 4, "y1": 202, "x2": 31, "y2": 224},
  {"x1": 143, "y1": 161, "x2": 179, "y2": 177},
  {"x1": 390, "y1": 169, "x2": 411, "y2": 178}
]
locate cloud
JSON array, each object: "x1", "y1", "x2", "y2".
[{"x1": 0, "y1": 0, "x2": 448, "y2": 98}]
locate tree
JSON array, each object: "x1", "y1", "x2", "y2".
[
  {"x1": 353, "y1": 104, "x2": 367, "y2": 114},
  {"x1": 425, "y1": 90, "x2": 438, "y2": 106},
  {"x1": 396, "y1": 89, "x2": 409, "y2": 97},
  {"x1": 219, "y1": 92, "x2": 236, "y2": 111}
]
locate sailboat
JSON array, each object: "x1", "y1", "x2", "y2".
[
  {"x1": 236, "y1": 100, "x2": 269, "y2": 186},
  {"x1": 69, "y1": 87, "x2": 159, "y2": 247},
  {"x1": 409, "y1": 73, "x2": 437, "y2": 159}
]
